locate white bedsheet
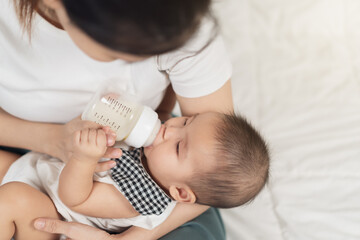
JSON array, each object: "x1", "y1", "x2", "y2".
[{"x1": 215, "y1": 1, "x2": 360, "y2": 239}]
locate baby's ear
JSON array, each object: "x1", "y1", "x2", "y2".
[{"x1": 169, "y1": 185, "x2": 196, "y2": 203}]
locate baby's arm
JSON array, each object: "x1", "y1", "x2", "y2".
[
  {"x1": 58, "y1": 128, "x2": 106, "y2": 207},
  {"x1": 58, "y1": 129, "x2": 138, "y2": 218}
]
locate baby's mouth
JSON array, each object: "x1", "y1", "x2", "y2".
[
  {"x1": 145, "y1": 124, "x2": 165, "y2": 150},
  {"x1": 162, "y1": 125, "x2": 166, "y2": 139}
]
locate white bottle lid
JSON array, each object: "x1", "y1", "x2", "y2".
[{"x1": 124, "y1": 106, "x2": 161, "y2": 148}]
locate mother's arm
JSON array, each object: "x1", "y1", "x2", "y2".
[
  {"x1": 34, "y1": 203, "x2": 209, "y2": 240},
  {"x1": 177, "y1": 80, "x2": 233, "y2": 115},
  {"x1": 0, "y1": 108, "x2": 120, "y2": 171},
  {"x1": 0, "y1": 108, "x2": 62, "y2": 155},
  {"x1": 116, "y1": 204, "x2": 210, "y2": 239}
]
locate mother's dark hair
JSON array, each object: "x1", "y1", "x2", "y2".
[{"x1": 14, "y1": 0, "x2": 217, "y2": 55}]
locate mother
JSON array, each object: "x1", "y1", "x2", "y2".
[{"x1": 0, "y1": 0, "x2": 233, "y2": 239}]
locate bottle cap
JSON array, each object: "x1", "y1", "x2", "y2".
[{"x1": 124, "y1": 106, "x2": 161, "y2": 148}]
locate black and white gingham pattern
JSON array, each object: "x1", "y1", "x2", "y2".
[{"x1": 110, "y1": 148, "x2": 172, "y2": 216}]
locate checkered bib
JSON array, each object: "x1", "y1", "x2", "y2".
[{"x1": 110, "y1": 148, "x2": 172, "y2": 215}]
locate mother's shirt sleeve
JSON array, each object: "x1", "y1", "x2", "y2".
[{"x1": 158, "y1": 29, "x2": 232, "y2": 99}]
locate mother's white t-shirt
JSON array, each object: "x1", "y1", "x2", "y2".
[{"x1": 0, "y1": 0, "x2": 232, "y2": 123}]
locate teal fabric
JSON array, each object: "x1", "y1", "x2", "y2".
[
  {"x1": 160, "y1": 208, "x2": 226, "y2": 240},
  {"x1": 0, "y1": 146, "x2": 29, "y2": 155}
]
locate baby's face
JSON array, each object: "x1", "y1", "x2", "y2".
[{"x1": 143, "y1": 112, "x2": 220, "y2": 190}]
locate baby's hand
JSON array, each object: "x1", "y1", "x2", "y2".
[{"x1": 71, "y1": 128, "x2": 107, "y2": 163}]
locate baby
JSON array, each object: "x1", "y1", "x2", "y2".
[{"x1": 0, "y1": 111, "x2": 270, "y2": 239}]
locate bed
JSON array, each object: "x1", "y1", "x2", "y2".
[{"x1": 214, "y1": 0, "x2": 360, "y2": 239}]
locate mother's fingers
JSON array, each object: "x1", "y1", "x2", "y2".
[
  {"x1": 103, "y1": 148, "x2": 122, "y2": 159},
  {"x1": 34, "y1": 218, "x2": 112, "y2": 240},
  {"x1": 94, "y1": 147, "x2": 122, "y2": 172},
  {"x1": 95, "y1": 160, "x2": 117, "y2": 172},
  {"x1": 34, "y1": 218, "x2": 72, "y2": 235}
]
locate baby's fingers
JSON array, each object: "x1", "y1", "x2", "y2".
[
  {"x1": 96, "y1": 129, "x2": 107, "y2": 147},
  {"x1": 102, "y1": 127, "x2": 117, "y2": 146},
  {"x1": 80, "y1": 129, "x2": 89, "y2": 144},
  {"x1": 88, "y1": 129, "x2": 98, "y2": 144}
]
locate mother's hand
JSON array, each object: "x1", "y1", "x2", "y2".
[
  {"x1": 34, "y1": 218, "x2": 149, "y2": 240},
  {"x1": 51, "y1": 116, "x2": 122, "y2": 172},
  {"x1": 34, "y1": 218, "x2": 114, "y2": 240}
]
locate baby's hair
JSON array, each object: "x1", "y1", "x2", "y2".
[{"x1": 188, "y1": 113, "x2": 270, "y2": 208}]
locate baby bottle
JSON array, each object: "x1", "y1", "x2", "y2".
[{"x1": 81, "y1": 91, "x2": 161, "y2": 148}]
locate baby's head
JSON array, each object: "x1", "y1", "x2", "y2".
[{"x1": 143, "y1": 112, "x2": 269, "y2": 208}]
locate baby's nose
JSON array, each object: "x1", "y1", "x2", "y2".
[{"x1": 164, "y1": 126, "x2": 181, "y2": 140}]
